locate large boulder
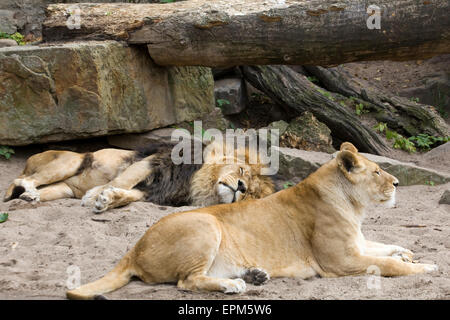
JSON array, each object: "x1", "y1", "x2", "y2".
[
  {"x1": 0, "y1": 41, "x2": 214, "y2": 146},
  {"x1": 275, "y1": 147, "x2": 450, "y2": 186},
  {"x1": 279, "y1": 112, "x2": 336, "y2": 153},
  {"x1": 108, "y1": 107, "x2": 230, "y2": 150}
]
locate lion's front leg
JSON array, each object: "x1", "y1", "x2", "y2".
[
  {"x1": 92, "y1": 187, "x2": 144, "y2": 213},
  {"x1": 365, "y1": 240, "x2": 414, "y2": 262}
]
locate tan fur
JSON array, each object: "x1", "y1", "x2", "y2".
[
  {"x1": 4, "y1": 145, "x2": 274, "y2": 212},
  {"x1": 66, "y1": 142, "x2": 438, "y2": 299},
  {"x1": 190, "y1": 143, "x2": 274, "y2": 206}
]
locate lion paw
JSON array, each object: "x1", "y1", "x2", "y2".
[
  {"x1": 390, "y1": 246, "x2": 414, "y2": 263},
  {"x1": 392, "y1": 251, "x2": 414, "y2": 263},
  {"x1": 223, "y1": 278, "x2": 246, "y2": 294},
  {"x1": 93, "y1": 187, "x2": 116, "y2": 213},
  {"x1": 242, "y1": 268, "x2": 270, "y2": 286},
  {"x1": 19, "y1": 191, "x2": 40, "y2": 202},
  {"x1": 81, "y1": 185, "x2": 107, "y2": 208},
  {"x1": 423, "y1": 264, "x2": 439, "y2": 273}
]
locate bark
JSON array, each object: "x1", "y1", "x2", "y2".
[
  {"x1": 241, "y1": 65, "x2": 388, "y2": 155},
  {"x1": 304, "y1": 66, "x2": 449, "y2": 137},
  {"x1": 43, "y1": 0, "x2": 450, "y2": 67}
]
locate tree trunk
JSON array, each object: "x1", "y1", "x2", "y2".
[
  {"x1": 241, "y1": 65, "x2": 389, "y2": 155},
  {"x1": 304, "y1": 66, "x2": 449, "y2": 137},
  {"x1": 43, "y1": 0, "x2": 450, "y2": 67}
]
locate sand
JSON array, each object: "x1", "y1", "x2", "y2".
[{"x1": 0, "y1": 147, "x2": 449, "y2": 300}]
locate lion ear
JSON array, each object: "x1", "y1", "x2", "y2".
[
  {"x1": 336, "y1": 150, "x2": 364, "y2": 175},
  {"x1": 340, "y1": 142, "x2": 358, "y2": 153}
]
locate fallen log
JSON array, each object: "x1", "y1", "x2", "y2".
[
  {"x1": 304, "y1": 66, "x2": 449, "y2": 137},
  {"x1": 241, "y1": 65, "x2": 388, "y2": 155},
  {"x1": 43, "y1": 0, "x2": 450, "y2": 67}
]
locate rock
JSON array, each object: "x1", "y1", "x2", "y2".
[
  {"x1": 214, "y1": 77, "x2": 247, "y2": 115},
  {"x1": 280, "y1": 112, "x2": 336, "y2": 153},
  {"x1": 0, "y1": 10, "x2": 17, "y2": 34},
  {"x1": 274, "y1": 147, "x2": 450, "y2": 186},
  {"x1": 0, "y1": 41, "x2": 214, "y2": 146},
  {"x1": 0, "y1": 39, "x2": 17, "y2": 48},
  {"x1": 108, "y1": 107, "x2": 229, "y2": 150},
  {"x1": 108, "y1": 128, "x2": 178, "y2": 150},
  {"x1": 275, "y1": 147, "x2": 332, "y2": 181},
  {"x1": 439, "y1": 190, "x2": 450, "y2": 205},
  {"x1": 424, "y1": 141, "x2": 449, "y2": 159},
  {"x1": 267, "y1": 120, "x2": 289, "y2": 136},
  {"x1": 357, "y1": 153, "x2": 450, "y2": 186}
]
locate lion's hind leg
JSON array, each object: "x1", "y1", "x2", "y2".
[
  {"x1": 4, "y1": 150, "x2": 85, "y2": 202},
  {"x1": 37, "y1": 182, "x2": 75, "y2": 202}
]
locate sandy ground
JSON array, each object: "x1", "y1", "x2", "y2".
[{"x1": 0, "y1": 147, "x2": 449, "y2": 300}]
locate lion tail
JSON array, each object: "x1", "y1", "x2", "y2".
[{"x1": 66, "y1": 250, "x2": 135, "y2": 300}]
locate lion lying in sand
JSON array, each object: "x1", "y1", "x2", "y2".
[
  {"x1": 66, "y1": 142, "x2": 438, "y2": 299},
  {"x1": 4, "y1": 142, "x2": 274, "y2": 212}
]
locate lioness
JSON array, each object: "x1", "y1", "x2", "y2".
[
  {"x1": 4, "y1": 142, "x2": 274, "y2": 212},
  {"x1": 66, "y1": 142, "x2": 438, "y2": 299}
]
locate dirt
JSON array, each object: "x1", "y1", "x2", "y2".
[{"x1": 0, "y1": 145, "x2": 449, "y2": 300}]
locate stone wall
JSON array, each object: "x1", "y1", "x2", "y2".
[{"x1": 0, "y1": 41, "x2": 214, "y2": 145}]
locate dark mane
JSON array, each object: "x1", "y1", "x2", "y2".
[{"x1": 134, "y1": 144, "x2": 202, "y2": 206}]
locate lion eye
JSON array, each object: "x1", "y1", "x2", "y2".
[{"x1": 375, "y1": 171, "x2": 380, "y2": 176}]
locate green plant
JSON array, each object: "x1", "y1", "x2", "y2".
[
  {"x1": 307, "y1": 76, "x2": 319, "y2": 83},
  {"x1": 385, "y1": 128, "x2": 398, "y2": 141},
  {"x1": 355, "y1": 103, "x2": 369, "y2": 116},
  {"x1": 283, "y1": 181, "x2": 295, "y2": 189},
  {"x1": 410, "y1": 97, "x2": 420, "y2": 103},
  {"x1": 160, "y1": 0, "x2": 175, "y2": 3},
  {"x1": 408, "y1": 134, "x2": 450, "y2": 151},
  {"x1": 0, "y1": 213, "x2": 8, "y2": 223},
  {"x1": 0, "y1": 32, "x2": 25, "y2": 45},
  {"x1": 0, "y1": 146, "x2": 14, "y2": 159},
  {"x1": 392, "y1": 135, "x2": 416, "y2": 153},
  {"x1": 216, "y1": 98, "x2": 231, "y2": 109},
  {"x1": 425, "y1": 180, "x2": 435, "y2": 186},
  {"x1": 316, "y1": 88, "x2": 334, "y2": 101},
  {"x1": 373, "y1": 122, "x2": 387, "y2": 133}
]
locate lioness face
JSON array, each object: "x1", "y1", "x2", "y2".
[
  {"x1": 337, "y1": 143, "x2": 399, "y2": 207},
  {"x1": 216, "y1": 164, "x2": 251, "y2": 203},
  {"x1": 360, "y1": 159, "x2": 399, "y2": 207}
]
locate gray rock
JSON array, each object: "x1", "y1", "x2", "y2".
[
  {"x1": 274, "y1": 147, "x2": 450, "y2": 186},
  {"x1": 108, "y1": 128, "x2": 178, "y2": 150},
  {"x1": 280, "y1": 112, "x2": 336, "y2": 153},
  {"x1": 439, "y1": 190, "x2": 450, "y2": 205},
  {"x1": 0, "y1": 39, "x2": 18, "y2": 48},
  {"x1": 358, "y1": 152, "x2": 450, "y2": 186},
  {"x1": 0, "y1": 10, "x2": 17, "y2": 34},
  {"x1": 275, "y1": 147, "x2": 333, "y2": 181},
  {"x1": 214, "y1": 77, "x2": 247, "y2": 115},
  {"x1": 0, "y1": 41, "x2": 214, "y2": 146},
  {"x1": 267, "y1": 120, "x2": 289, "y2": 136}
]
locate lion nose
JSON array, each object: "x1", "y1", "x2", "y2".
[
  {"x1": 393, "y1": 181, "x2": 399, "y2": 187},
  {"x1": 237, "y1": 180, "x2": 246, "y2": 193}
]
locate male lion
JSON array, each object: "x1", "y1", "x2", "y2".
[
  {"x1": 66, "y1": 142, "x2": 438, "y2": 299},
  {"x1": 3, "y1": 142, "x2": 274, "y2": 212}
]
